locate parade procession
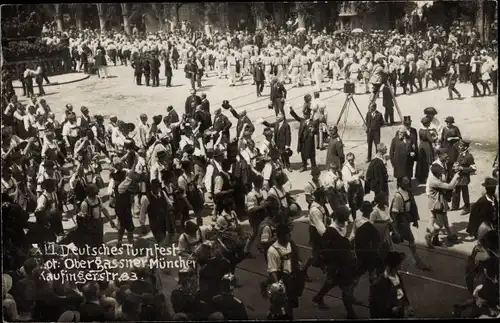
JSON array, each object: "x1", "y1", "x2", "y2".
[{"x1": 1, "y1": 2, "x2": 499, "y2": 321}]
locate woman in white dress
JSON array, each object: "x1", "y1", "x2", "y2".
[{"x1": 310, "y1": 57, "x2": 323, "y2": 92}]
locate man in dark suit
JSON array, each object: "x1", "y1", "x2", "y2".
[
  {"x1": 132, "y1": 57, "x2": 143, "y2": 85},
  {"x1": 253, "y1": 59, "x2": 265, "y2": 97},
  {"x1": 269, "y1": 77, "x2": 287, "y2": 117},
  {"x1": 78, "y1": 282, "x2": 106, "y2": 322},
  {"x1": 151, "y1": 54, "x2": 161, "y2": 87},
  {"x1": 289, "y1": 107, "x2": 316, "y2": 171},
  {"x1": 198, "y1": 93, "x2": 210, "y2": 114},
  {"x1": 326, "y1": 126, "x2": 345, "y2": 170},
  {"x1": 402, "y1": 116, "x2": 418, "y2": 179},
  {"x1": 185, "y1": 89, "x2": 201, "y2": 117},
  {"x1": 467, "y1": 177, "x2": 498, "y2": 238},
  {"x1": 184, "y1": 57, "x2": 197, "y2": 90},
  {"x1": 213, "y1": 108, "x2": 232, "y2": 144},
  {"x1": 365, "y1": 102, "x2": 385, "y2": 162},
  {"x1": 263, "y1": 113, "x2": 291, "y2": 170},
  {"x1": 164, "y1": 57, "x2": 173, "y2": 87},
  {"x1": 227, "y1": 102, "x2": 253, "y2": 138}
]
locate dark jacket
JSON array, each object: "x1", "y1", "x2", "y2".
[
  {"x1": 290, "y1": 109, "x2": 316, "y2": 157},
  {"x1": 253, "y1": 65, "x2": 265, "y2": 82},
  {"x1": 79, "y1": 301, "x2": 106, "y2": 322},
  {"x1": 143, "y1": 60, "x2": 151, "y2": 75},
  {"x1": 467, "y1": 194, "x2": 499, "y2": 238},
  {"x1": 229, "y1": 107, "x2": 254, "y2": 138},
  {"x1": 365, "y1": 110, "x2": 385, "y2": 134},
  {"x1": 213, "y1": 114, "x2": 232, "y2": 138},
  {"x1": 389, "y1": 137, "x2": 411, "y2": 179},
  {"x1": 164, "y1": 59, "x2": 173, "y2": 77},
  {"x1": 132, "y1": 59, "x2": 143, "y2": 75},
  {"x1": 326, "y1": 136, "x2": 345, "y2": 169},
  {"x1": 262, "y1": 120, "x2": 291, "y2": 150},
  {"x1": 151, "y1": 58, "x2": 161, "y2": 73},
  {"x1": 370, "y1": 272, "x2": 410, "y2": 318},
  {"x1": 365, "y1": 157, "x2": 389, "y2": 195},
  {"x1": 270, "y1": 82, "x2": 287, "y2": 102},
  {"x1": 185, "y1": 95, "x2": 201, "y2": 116}
]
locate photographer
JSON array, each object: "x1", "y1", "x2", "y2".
[{"x1": 369, "y1": 57, "x2": 386, "y2": 103}]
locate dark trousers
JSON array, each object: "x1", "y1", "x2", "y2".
[
  {"x1": 197, "y1": 72, "x2": 203, "y2": 87},
  {"x1": 451, "y1": 185, "x2": 470, "y2": 210},
  {"x1": 26, "y1": 78, "x2": 34, "y2": 97},
  {"x1": 366, "y1": 130, "x2": 381, "y2": 161},
  {"x1": 255, "y1": 81, "x2": 264, "y2": 96},
  {"x1": 408, "y1": 76, "x2": 418, "y2": 93},
  {"x1": 36, "y1": 81, "x2": 45, "y2": 96},
  {"x1": 172, "y1": 59, "x2": 178, "y2": 69},
  {"x1": 471, "y1": 80, "x2": 482, "y2": 96},
  {"x1": 480, "y1": 80, "x2": 491, "y2": 95},
  {"x1": 152, "y1": 72, "x2": 159, "y2": 86},
  {"x1": 281, "y1": 150, "x2": 290, "y2": 168},
  {"x1": 448, "y1": 83, "x2": 461, "y2": 98},
  {"x1": 83, "y1": 62, "x2": 89, "y2": 74},
  {"x1": 41, "y1": 73, "x2": 50, "y2": 84},
  {"x1": 491, "y1": 70, "x2": 498, "y2": 95},
  {"x1": 273, "y1": 98, "x2": 285, "y2": 117},
  {"x1": 417, "y1": 77, "x2": 423, "y2": 92},
  {"x1": 135, "y1": 73, "x2": 142, "y2": 85},
  {"x1": 145, "y1": 74, "x2": 151, "y2": 86},
  {"x1": 166, "y1": 76, "x2": 172, "y2": 87},
  {"x1": 384, "y1": 106, "x2": 394, "y2": 124},
  {"x1": 313, "y1": 268, "x2": 356, "y2": 316},
  {"x1": 459, "y1": 65, "x2": 468, "y2": 82},
  {"x1": 190, "y1": 74, "x2": 196, "y2": 90},
  {"x1": 301, "y1": 151, "x2": 316, "y2": 169},
  {"x1": 20, "y1": 79, "x2": 27, "y2": 96}
]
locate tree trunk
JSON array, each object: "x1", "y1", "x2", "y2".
[
  {"x1": 96, "y1": 4, "x2": 107, "y2": 32},
  {"x1": 54, "y1": 4, "x2": 63, "y2": 32},
  {"x1": 273, "y1": 3, "x2": 285, "y2": 27},
  {"x1": 121, "y1": 4, "x2": 131, "y2": 35},
  {"x1": 476, "y1": 0, "x2": 485, "y2": 42},
  {"x1": 204, "y1": 4, "x2": 212, "y2": 36},
  {"x1": 144, "y1": 10, "x2": 160, "y2": 33},
  {"x1": 254, "y1": 3, "x2": 266, "y2": 30},
  {"x1": 75, "y1": 5, "x2": 84, "y2": 31},
  {"x1": 296, "y1": 3, "x2": 306, "y2": 29}
]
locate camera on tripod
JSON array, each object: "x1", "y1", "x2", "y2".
[{"x1": 343, "y1": 81, "x2": 355, "y2": 94}]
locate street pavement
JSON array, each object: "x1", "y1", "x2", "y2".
[{"x1": 18, "y1": 63, "x2": 497, "y2": 318}]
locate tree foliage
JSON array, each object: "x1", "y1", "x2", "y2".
[{"x1": 352, "y1": 1, "x2": 380, "y2": 14}]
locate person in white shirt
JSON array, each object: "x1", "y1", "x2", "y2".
[
  {"x1": 62, "y1": 113, "x2": 80, "y2": 158},
  {"x1": 266, "y1": 223, "x2": 299, "y2": 312},
  {"x1": 302, "y1": 189, "x2": 329, "y2": 276},
  {"x1": 310, "y1": 91, "x2": 327, "y2": 149},
  {"x1": 342, "y1": 153, "x2": 364, "y2": 221},
  {"x1": 243, "y1": 175, "x2": 268, "y2": 257}
]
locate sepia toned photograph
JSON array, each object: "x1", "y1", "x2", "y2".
[{"x1": 0, "y1": 1, "x2": 498, "y2": 321}]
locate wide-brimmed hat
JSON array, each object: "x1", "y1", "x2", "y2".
[
  {"x1": 445, "y1": 116, "x2": 455, "y2": 123},
  {"x1": 482, "y1": 177, "x2": 498, "y2": 187},
  {"x1": 423, "y1": 107, "x2": 437, "y2": 115},
  {"x1": 384, "y1": 251, "x2": 406, "y2": 268}
]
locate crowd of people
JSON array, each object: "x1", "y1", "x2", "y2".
[{"x1": 1, "y1": 20, "x2": 499, "y2": 322}]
